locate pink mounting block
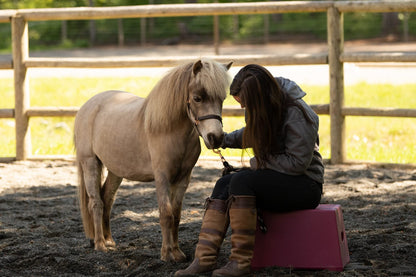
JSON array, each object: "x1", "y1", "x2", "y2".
[{"x1": 251, "y1": 204, "x2": 350, "y2": 272}]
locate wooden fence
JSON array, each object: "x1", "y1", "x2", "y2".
[{"x1": 0, "y1": 1, "x2": 416, "y2": 163}]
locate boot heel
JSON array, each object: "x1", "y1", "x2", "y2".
[
  {"x1": 174, "y1": 198, "x2": 229, "y2": 277},
  {"x1": 213, "y1": 195, "x2": 256, "y2": 277}
]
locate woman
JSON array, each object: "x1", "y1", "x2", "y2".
[{"x1": 175, "y1": 64, "x2": 324, "y2": 277}]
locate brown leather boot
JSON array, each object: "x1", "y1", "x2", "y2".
[
  {"x1": 174, "y1": 198, "x2": 229, "y2": 277},
  {"x1": 212, "y1": 195, "x2": 256, "y2": 277}
]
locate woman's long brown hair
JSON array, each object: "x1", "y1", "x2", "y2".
[{"x1": 230, "y1": 64, "x2": 286, "y2": 168}]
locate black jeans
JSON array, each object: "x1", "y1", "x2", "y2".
[{"x1": 211, "y1": 168, "x2": 322, "y2": 212}]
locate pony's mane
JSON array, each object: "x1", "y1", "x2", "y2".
[{"x1": 143, "y1": 59, "x2": 230, "y2": 133}]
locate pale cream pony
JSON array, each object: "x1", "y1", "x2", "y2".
[{"x1": 74, "y1": 59, "x2": 232, "y2": 262}]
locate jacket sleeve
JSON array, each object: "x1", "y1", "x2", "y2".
[
  {"x1": 262, "y1": 108, "x2": 318, "y2": 174},
  {"x1": 222, "y1": 127, "x2": 245, "y2": 149}
]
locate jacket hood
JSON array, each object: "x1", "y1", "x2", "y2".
[{"x1": 275, "y1": 77, "x2": 306, "y2": 100}]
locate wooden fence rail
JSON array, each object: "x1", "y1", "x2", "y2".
[
  {"x1": 0, "y1": 1, "x2": 416, "y2": 164},
  {"x1": 4, "y1": 105, "x2": 416, "y2": 119}
]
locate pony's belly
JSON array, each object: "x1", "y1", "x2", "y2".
[
  {"x1": 93, "y1": 135, "x2": 154, "y2": 181},
  {"x1": 99, "y1": 153, "x2": 154, "y2": 182},
  {"x1": 104, "y1": 162, "x2": 154, "y2": 182},
  {"x1": 125, "y1": 172, "x2": 155, "y2": 182}
]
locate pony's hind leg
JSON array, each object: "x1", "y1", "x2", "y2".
[
  {"x1": 80, "y1": 157, "x2": 107, "y2": 252},
  {"x1": 101, "y1": 170, "x2": 123, "y2": 247}
]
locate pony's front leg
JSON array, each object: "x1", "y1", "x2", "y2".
[
  {"x1": 155, "y1": 175, "x2": 187, "y2": 262},
  {"x1": 170, "y1": 174, "x2": 191, "y2": 255}
]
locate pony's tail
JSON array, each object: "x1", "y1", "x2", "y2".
[{"x1": 77, "y1": 160, "x2": 95, "y2": 239}]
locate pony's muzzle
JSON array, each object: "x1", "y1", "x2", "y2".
[{"x1": 207, "y1": 132, "x2": 224, "y2": 149}]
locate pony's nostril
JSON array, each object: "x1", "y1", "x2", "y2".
[
  {"x1": 207, "y1": 133, "x2": 215, "y2": 147},
  {"x1": 207, "y1": 133, "x2": 224, "y2": 148}
]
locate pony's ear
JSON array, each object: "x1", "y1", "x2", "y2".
[
  {"x1": 193, "y1": 60, "x2": 203, "y2": 75},
  {"x1": 224, "y1": 61, "x2": 233, "y2": 71}
]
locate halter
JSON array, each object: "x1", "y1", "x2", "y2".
[{"x1": 186, "y1": 101, "x2": 223, "y2": 135}]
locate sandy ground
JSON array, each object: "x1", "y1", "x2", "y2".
[{"x1": 0, "y1": 159, "x2": 416, "y2": 277}]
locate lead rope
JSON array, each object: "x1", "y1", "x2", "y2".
[{"x1": 212, "y1": 149, "x2": 236, "y2": 176}]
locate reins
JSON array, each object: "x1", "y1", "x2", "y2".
[{"x1": 212, "y1": 148, "x2": 268, "y2": 233}]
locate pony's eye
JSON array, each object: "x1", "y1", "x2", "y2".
[{"x1": 193, "y1": 96, "x2": 202, "y2": 102}]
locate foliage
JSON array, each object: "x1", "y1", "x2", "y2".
[
  {"x1": 344, "y1": 12, "x2": 383, "y2": 40},
  {"x1": 0, "y1": 1, "x2": 414, "y2": 50}
]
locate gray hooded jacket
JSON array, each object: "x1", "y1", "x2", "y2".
[{"x1": 222, "y1": 77, "x2": 324, "y2": 184}]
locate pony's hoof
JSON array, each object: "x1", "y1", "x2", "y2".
[
  {"x1": 94, "y1": 241, "x2": 108, "y2": 252},
  {"x1": 162, "y1": 248, "x2": 187, "y2": 262},
  {"x1": 176, "y1": 252, "x2": 187, "y2": 262},
  {"x1": 105, "y1": 238, "x2": 116, "y2": 247}
]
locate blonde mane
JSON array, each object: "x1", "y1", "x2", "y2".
[{"x1": 143, "y1": 59, "x2": 230, "y2": 133}]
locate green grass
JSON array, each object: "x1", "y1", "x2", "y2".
[{"x1": 1, "y1": 77, "x2": 416, "y2": 164}]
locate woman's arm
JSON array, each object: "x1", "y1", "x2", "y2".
[
  {"x1": 263, "y1": 108, "x2": 318, "y2": 174},
  {"x1": 222, "y1": 127, "x2": 245, "y2": 149}
]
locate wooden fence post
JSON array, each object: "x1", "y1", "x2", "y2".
[
  {"x1": 12, "y1": 15, "x2": 31, "y2": 160},
  {"x1": 327, "y1": 6, "x2": 345, "y2": 164},
  {"x1": 213, "y1": 0, "x2": 220, "y2": 55}
]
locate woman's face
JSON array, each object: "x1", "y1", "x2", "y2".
[{"x1": 233, "y1": 95, "x2": 245, "y2": 108}]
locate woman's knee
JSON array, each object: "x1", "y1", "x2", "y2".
[
  {"x1": 211, "y1": 174, "x2": 233, "y2": 199},
  {"x1": 228, "y1": 170, "x2": 257, "y2": 196}
]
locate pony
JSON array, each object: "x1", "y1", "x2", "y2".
[{"x1": 74, "y1": 59, "x2": 232, "y2": 262}]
